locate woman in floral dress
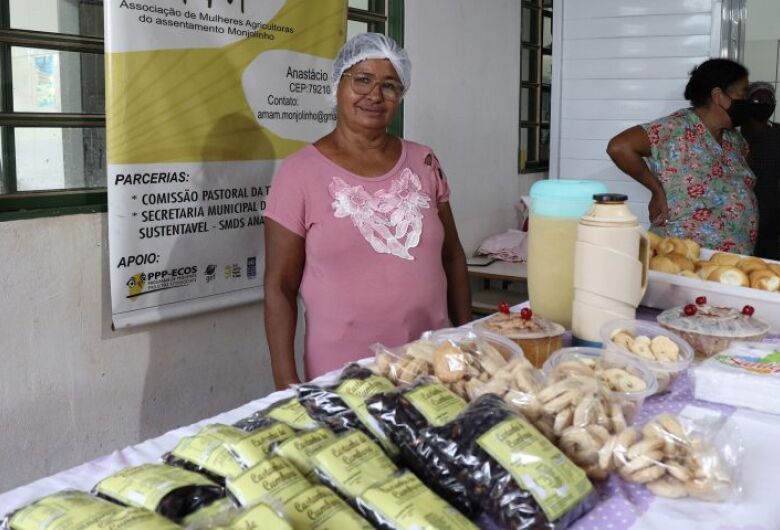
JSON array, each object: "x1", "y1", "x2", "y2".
[{"x1": 607, "y1": 59, "x2": 759, "y2": 254}]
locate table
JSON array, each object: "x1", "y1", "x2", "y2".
[
  {"x1": 468, "y1": 261, "x2": 527, "y2": 315},
  {"x1": 2, "y1": 307, "x2": 779, "y2": 529}
]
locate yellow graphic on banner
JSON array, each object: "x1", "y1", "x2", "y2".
[{"x1": 106, "y1": 0, "x2": 346, "y2": 164}]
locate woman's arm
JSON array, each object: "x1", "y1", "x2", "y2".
[
  {"x1": 438, "y1": 202, "x2": 472, "y2": 326},
  {"x1": 606, "y1": 125, "x2": 669, "y2": 224},
  {"x1": 264, "y1": 218, "x2": 306, "y2": 390}
]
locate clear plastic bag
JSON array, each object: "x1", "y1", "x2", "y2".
[
  {"x1": 373, "y1": 328, "x2": 532, "y2": 403},
  {"x1": 610, "y1": 412, "x2": 742, "y2": 501},
  {"x1": 233, "y1": 397, "x2": 319, "y2": 432},
  {"x1": 297, "y1": 364, "x2": 397, "y2": 456},
  {"x1": 163, "y1": 424, "x2": 248, "y2": 485},
  {"x1": 420, "y1": 394, "x2": 598, "y2": 529},
  {"x1": 92, "y1": 464, "x2": 225, "y2": 523},
  {"x1": 365, "y1": 379, "x2": 475, "y2": 515}
]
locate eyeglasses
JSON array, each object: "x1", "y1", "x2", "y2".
[{"x1": 342, "y1": 73, "x2": 404, "y2": 101}]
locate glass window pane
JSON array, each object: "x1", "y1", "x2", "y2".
[
  {"x1": 543, "y1": 15, "x2": 553, "y2": 50},
  {"x1": 349, "y1": 0, "x2": 370, "y2": 9},
  {"x1": 540, "y1": 128, "x2": 550, "y2": 162},
  {"x1": 520, "y1": 126, "x2": 538, "y2": 170},
  {"x1": 16, "y1": 127, "x2": 106, "y2": 191},
  {"x1": 12, "y1": 48, "x2": 105, "y2": 114},
  {"x1": 521, "y1": 87, "x2": 537, "y2": 122},
  {"x1": 521, "y1": 48, "x2": 538, "y2": 83},
  {"x1": 348, "y1": 20, "x2": 369, "y2": 40},
  {"x1": 10, "y1": 0, "x2": 103, "y2": 38},
  {"x1": 541, "y1": 88, "x2": 551, "y2": 123},
  {"x1": 542, "y1": 54, "x2": 552, "y2": 84},
  {"x1": 543, "y1": 0, "x2": 553, "y2": 8},
  {"x1": 522, "y1": 8, "x2": 538, "y2": 44}
]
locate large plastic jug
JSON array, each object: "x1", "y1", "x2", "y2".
[
  {"x1": 528, "y1": 180, "x2": 608, "y2": 329},
  {"x1": 572, "y1": 193, "x2": 650, "y2": 344}
]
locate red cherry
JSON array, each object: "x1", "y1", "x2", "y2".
[
  {"x1": 498, "y1": 302, "x2": 510, "y2": 315},
  {"x1": 742, "y1": 305, "x2": 755, "y2": 316},
  {"x1": 683, "y1": 304, "x2": 698, "y2": 316},
  {"x1": 695, "y1": 296, "x2": 707, "y2": 306},
  {"x1": 520, "y1": 307, "x2": 533, "y2": 320}
]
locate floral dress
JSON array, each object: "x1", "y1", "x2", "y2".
[{"x1": 642, "y1": 108, "x2": 758, "y2": 254}]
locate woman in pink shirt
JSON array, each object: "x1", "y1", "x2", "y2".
[{"x1": 263, "y1": 33, "x2": 471, "y2": 388}]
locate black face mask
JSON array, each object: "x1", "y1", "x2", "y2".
[
  {"x1": 725, "y1": 97, "x2": 752, "y2": 128},
  {"x1": 752, "y1": 102, "x2": 776, "y2": 122}
]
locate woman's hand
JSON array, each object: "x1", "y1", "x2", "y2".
[{"x1": 649, "y1": 190, "x2": 670, "y2": 226}]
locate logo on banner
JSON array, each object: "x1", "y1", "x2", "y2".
[
  {"x1": 224, "y1": 263, "x2": 242, "y2": 279},
  {"x1": 126, "y1": 267, "x2": 198, "y2": 298},
  {"x1": 205, "y1": 264, "x2": 217, "y2": 283},
  {"x1": 247, "y1": 257, "x2": 257, "y2": 279}
]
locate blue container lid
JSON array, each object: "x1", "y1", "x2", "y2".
[{"x1": 530, "y1": 179, "x2": 608, "y2": 218}]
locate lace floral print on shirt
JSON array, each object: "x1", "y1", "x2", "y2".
[{"x1": 329, "y1": 169, "x2": 432, "y2": 260}]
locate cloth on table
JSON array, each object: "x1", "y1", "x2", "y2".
[{"x1": 475, "y1": 229, "x2": 527, "y2": 263}]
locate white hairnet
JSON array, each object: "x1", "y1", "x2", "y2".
[{"x1": 330, "y1": 32, "x2": 411, "y2": 103}]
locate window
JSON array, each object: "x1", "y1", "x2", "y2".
[
  {"x1": 519, "y1": 0, "x2": 552, "y2": 173},
  {"x1": 0, "y1": 0, "x2": 106, "y2": 220},
  {"x1": 0, "y1": 1, "x2": 404, "y2": 220},
  {"x1": 347, "y1": 0, "x2": 405, "y2": 138}
]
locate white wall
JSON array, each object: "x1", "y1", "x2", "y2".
[
  {"x1": 0, "y1": 2, "x2": 527, "y2": 493},
  {"x1": 552, "y1": 0, "x2": 718, "y2": 225},
  {"x1": 404, "y1": 0, "x2": 528, "y2": 253},
  {"x1": 0, "y1": 214, "x2": 277, "y2": 492}
]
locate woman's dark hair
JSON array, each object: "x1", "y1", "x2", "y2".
[{"x1": 684, "y1": 59, "x2": 749, "y2": 107}]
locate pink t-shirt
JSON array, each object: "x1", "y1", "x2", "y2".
[{"x1": 265, "y1": 140, "x2": 451, "y2": 379}]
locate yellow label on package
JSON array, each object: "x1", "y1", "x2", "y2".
[
  {"x1": 267, "y1": 398, "x2": 319, "y2": 430},
  {"x1": 335, "y1": 376, "x2": 398, "y2": 455},
  {"x1": 230, "y1": 423, "x2": 295, "y2": 468},
  {"x1": 360, "y1": 473, "x2": 478, "y2": 530},
  {"x1": 311, "y1": 430, "x2": 397, "y2": 499},
  {"x1": 181, "y1": 498, "x2": 236, "y2": 527},
  {"x1": 225, "y1": 502, "x2": 293, "y2": 530},
  {"x1": 227, "y1": 456, "x2": 310, "y2": 507},
  {"x1": 199, "y1": 424, "x2": 248, "y2": 444},
  {"x1": 172, "y1": 434, "x2": 245, "y2": 479},
  {"x1": 9, "y1": 491, "x2": 119, "y2": 530},
  {"x1": 84, "y1": 507, "x2": 182, "y2": 530},
  {"x1": 95, "y1": 464, "x2": 217, "y2": 512},
  {"x1": 404, "y1": 383, "x2": 467, "y2": 426},
  {"x1": 476, "y1": 418, "x2": 593, "y2": 522},
  {"x1": 284, "y1": 486, "x2": 372, "y2": 530},
  {"x1": 274, "y1": 428, "x2": 335, "y2": 478}
]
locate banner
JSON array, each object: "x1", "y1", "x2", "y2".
[{"x1": 105, "y1": 0, "x2": 345, "y2": 328}]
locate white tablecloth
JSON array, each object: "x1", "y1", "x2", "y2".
[{"x1": 2, "y1": 322, "x2": 780, "y2": 529}]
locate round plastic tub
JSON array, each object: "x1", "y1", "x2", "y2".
[
  {"x1": 474, "y1": 313, "x2": 565, "y2": 368},
  {"x1": 599, "y1": 319, "x2": 694, "y2": 394},
  {"x1": 543, "y1": 346, "x2": 658, "y2": 424}
]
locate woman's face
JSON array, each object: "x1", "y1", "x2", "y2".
[
  {"x1": 713, "y1": 76, "x2": 750, "y2": 128},
  {"x1": 336, "y1": 59, "x2": 402, "y2": 132}
]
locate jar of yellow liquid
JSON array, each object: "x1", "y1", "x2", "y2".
[{"x1": 528, "y1": 180, "x2": 607, "y2": 329}]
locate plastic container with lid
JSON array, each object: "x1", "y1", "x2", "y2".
[
  {"x1": 475, "y1": 311, "x2": 566, "y2": 368},
  {"x1": 599, "y1": 319, "x2": 694, "y2": 394},
  {"x1": 528, "y1": 180, "x2": 608, "y2": 329},
  {"x1": 657, "y1": 304, "x2": 771, "y2": 358},
  {"x1": 542, "y1": 346, "x2": 658, "y2": 424}
]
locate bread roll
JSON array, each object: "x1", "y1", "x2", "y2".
[
  {"x1": 667, "y1": 253, "x2": 695, "y2": 272},
  {"x1": 697, "y1": 264, "x2": 720, "y2": 280},
  {"x1": 650, "y1": 256, "x2": 681, "y2": 274},
  {"x1": 682, "y1": 239, "x2": 701, "y2": 261},
  {"x1": 648, "y1": 232, "x2": 663, "y2": 251},
  {"x1": 768, "y1": 263, "x2": 780, "y2": 277},
  {"x1": 693, "y1": 260, "x2": 710, "y2": 271},
  {"x1": 738, "y1": 257, "x2": 768, "y2": 274},
  {"x1": 749, "y1": 269, "x2": 780, "y2": 291},
  {"x1": 710, "y1": 252, "x2": 741, "y2": 266},
  {"x1": 668, "y1": 238, "x2": 689, "y2": 257},
  {"x1": 656, "y1": 238, "x2": 675, "y2": 256},
  {"x1": 708, "y1": 266, "x2": 749, "y2": 287},
  {"x1": 677, "y1": 270, "x2": 698, "y2": 279}
]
